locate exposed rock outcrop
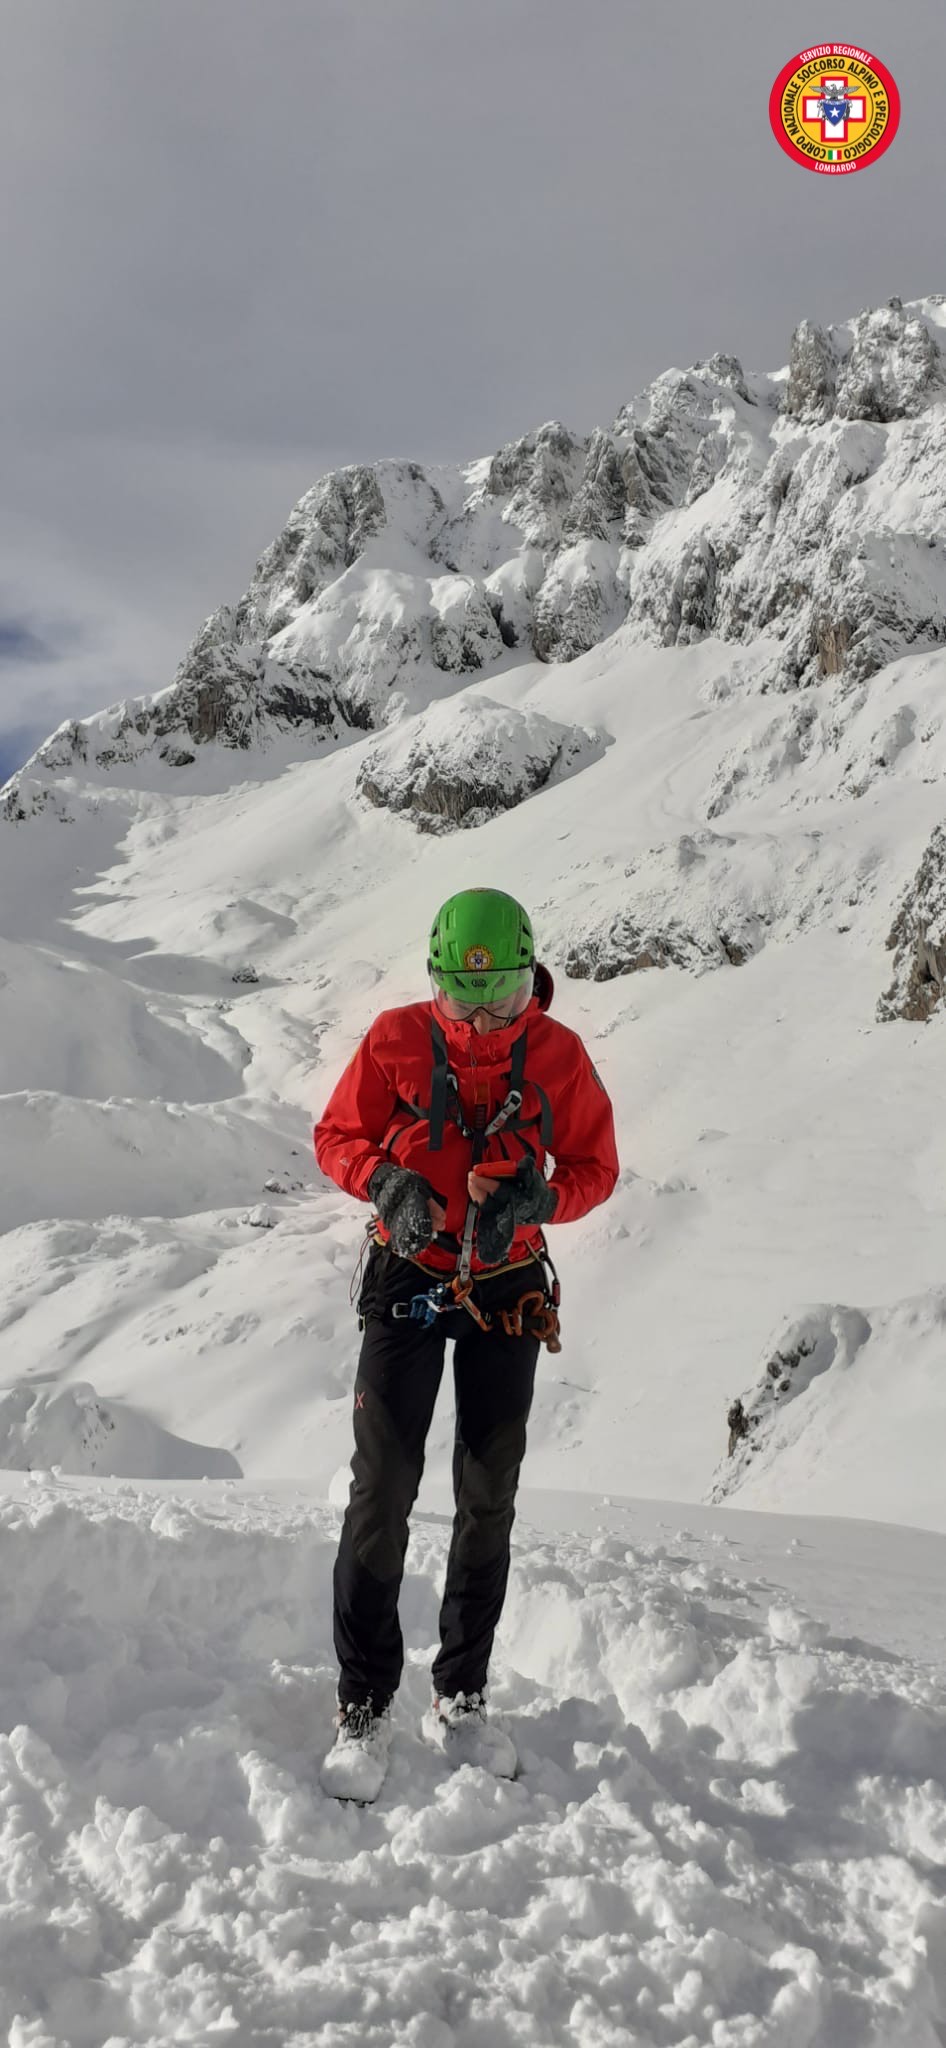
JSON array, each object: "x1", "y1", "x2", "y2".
[
  {"x1": 355, "y1": 697, "x2": 606, "y2": 833},
  {"x1": 236, "y1": 465, "x2": 390, "y2": 636},
  {"x1": 708, "y1": 1307, "x2": 872, "y2": 1506},
  {"x1": 784, "y1": 319, "x2": 837, "y2": 423},
  {"x1": 836, "y1": 299, "x2": 942, "y2": 423},
  {"x1": 878, "y1": 824, "x2": 946, "y2": 1020},
  {"x1": 429, "y1": 579, "x2": 504, "y2": 674},
  {"x1": 532, "y1": 541, "x2": 621, "y2": 663},
  {"x1": 1, "y1": 613, "x2": 343, "y2": 822},
  {"x1": 563, "y1": 912, "x2": 753, "y2": 981},
  {"x1": 485, "y1": 422, "x2": 586, "y2": 547}
]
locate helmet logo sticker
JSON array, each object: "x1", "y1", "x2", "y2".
[{"x1": 464, "y1": 946, "x2": 494, "y2": 970}]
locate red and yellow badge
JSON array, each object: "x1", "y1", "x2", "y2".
[
  {"x1": 464, "y1": 945, "x2": 494, "y2": 970},
  {"x1": 769, "y1": 45, "x2": 899, "y2": 174}
]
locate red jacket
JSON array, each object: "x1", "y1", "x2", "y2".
[{"x1": 313, "y1": 983, "x2": 619, "y2": 1275}]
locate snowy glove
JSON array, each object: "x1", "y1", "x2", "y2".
[
  {"x1": 475, "y1": 1156, "x2": 558, "y2": 1266},
  {"x1": 368, "y1": 1163, "x2": 437, "y2": 1259}
]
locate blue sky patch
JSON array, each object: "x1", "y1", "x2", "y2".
[{"x1": 0, "y1": 622, "x2": 55, "y2": 665}]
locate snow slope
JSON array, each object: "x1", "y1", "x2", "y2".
[
  {"x1": 0, "y1": 1476, "x2": 943, "y2": 2048},
  {"x1": 1, "y1": 617, "x2": 946, "y2": 1522}
]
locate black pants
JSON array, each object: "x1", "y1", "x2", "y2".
[{"x1": 333, "y1": 1241, "x2": 542, "y2": 1707}]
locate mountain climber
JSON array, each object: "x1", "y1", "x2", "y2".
[{"x1": 313, "y1": 887, "x2": 619, "y2": 1796}]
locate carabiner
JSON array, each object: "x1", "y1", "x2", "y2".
[
  {"x1": 391, "y1": 1284, "x2": 451, "y2": 1328},
  {"x1": 449, "y1": 1276, "x2": 492, "y2": 1330}
]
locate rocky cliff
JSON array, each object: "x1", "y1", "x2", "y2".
[
  {"x1": 6, "y1": 294, "x2": 946, "y2": 818},
  {"x1": 5, "y1": 293, "x2": 946, "y2": 1017}
]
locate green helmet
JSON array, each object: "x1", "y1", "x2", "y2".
[{"x1": 428, "y1": 888, "x2": 535, "y2": 1004}]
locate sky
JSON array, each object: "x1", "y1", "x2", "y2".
[{"x1": 1, "y1": 0, "x2": 942, "y2": 781}]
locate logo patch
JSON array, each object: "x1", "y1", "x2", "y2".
[
  {"x1": 769, "y1": 46, "x2": 899, "y2": 173},
  {"x1": 464, "y1": 945, "x2": 494, "y2": 970}
]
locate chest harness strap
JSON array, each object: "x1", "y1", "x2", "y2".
[
  {"x1": 354, "y1": 1019, "x2": 561, "y2": 1351},
  {"x1": 402, "y1": 1018, "x2": 553, "y2": 1159},
  {"x1": 369, "y1": 1018, "x2": 563, "y2": 1347}
]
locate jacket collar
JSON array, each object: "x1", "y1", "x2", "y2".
[{"x1": 428, "y1": 994, "x2": 540, "y2": 1066}]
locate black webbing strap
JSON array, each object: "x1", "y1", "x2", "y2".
[
  {"x1": 508, "y1": 1027, "x2": 527, "y2": 1100},
  {"x1": 425, "y1": 1017, "x2": 553, "y2": 1154},
  {"x1": 531, "y1": 1080, "x2": 553, "y2": 1149},
  {"x1": 428, "y1": 1017, "x2": 451, "y2": 1152}
]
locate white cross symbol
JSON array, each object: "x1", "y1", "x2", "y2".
[{"x1": 803, "y1": 75, "x2": 866, "y2": 144}]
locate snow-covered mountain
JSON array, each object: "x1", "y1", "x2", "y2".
[
  {"x1": 7, "y1": 293, "x2": 946, "y2": 1008},
  {"x1": 5, "y1": 296, "x2": 946, "y2": 761},
  {"x1": 3, "y1": 292, "x2": 946, "y2": 2045}
]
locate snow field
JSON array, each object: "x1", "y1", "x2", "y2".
[{"x1": 0, "y1": 1481, "x2": 943, "y2": 2046}]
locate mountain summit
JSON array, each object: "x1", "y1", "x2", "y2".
[
  {"x1": 6, "y1": 291, "x2": 946, "y2": 1022},
  {"x1": 6, "y1": 294, "x2": 946, "y2": 808}
]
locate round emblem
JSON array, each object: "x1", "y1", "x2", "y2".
[
  {"x1": 464, "y1": 945, "x2": 494, "y2": 971},
  {"x1": 769, "y1": 46, "x2": 899, "y2": 174}
]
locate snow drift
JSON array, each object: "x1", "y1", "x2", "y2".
[{"x1": 0, "y1": 1479, "x2": 942, "y2": 2047}]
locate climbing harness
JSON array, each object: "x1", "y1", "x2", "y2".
[
  {"x1": 387, "y1": 1269, "x2": 561, "y2": 1349},
  {"x1": 353, "y1": 1224, "x2": 563, "y2": 1350},
  {"x1": 388, "y1": 1269, "x2": 554, "y2": 1338},
  {"x1": 351, "y1": 1016, "x2": 564, "y2": 1350}
]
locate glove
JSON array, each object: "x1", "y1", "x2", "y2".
[
  {"x1": 368, "y1": 1163, "x2": 438, "y2": 1259},
  {"x1": 475, "y1": 1156, "x2": 558, "y2": 1266}
]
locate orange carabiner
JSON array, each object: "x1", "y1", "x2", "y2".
[
  {"x1": 450, "y1": 1275, "x2": 492, "y2": 1330},
  {"x1": 498, "y1": 1288, "x2": 562, "y2": 1352}
]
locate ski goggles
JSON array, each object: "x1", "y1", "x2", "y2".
[{"x1": 430, "y1": 967, "x2": 534, "y2": 1023}]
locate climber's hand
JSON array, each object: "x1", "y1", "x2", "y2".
[{"x1": 369, "y1": 1164, "x2": 446, "y2": 1258}]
